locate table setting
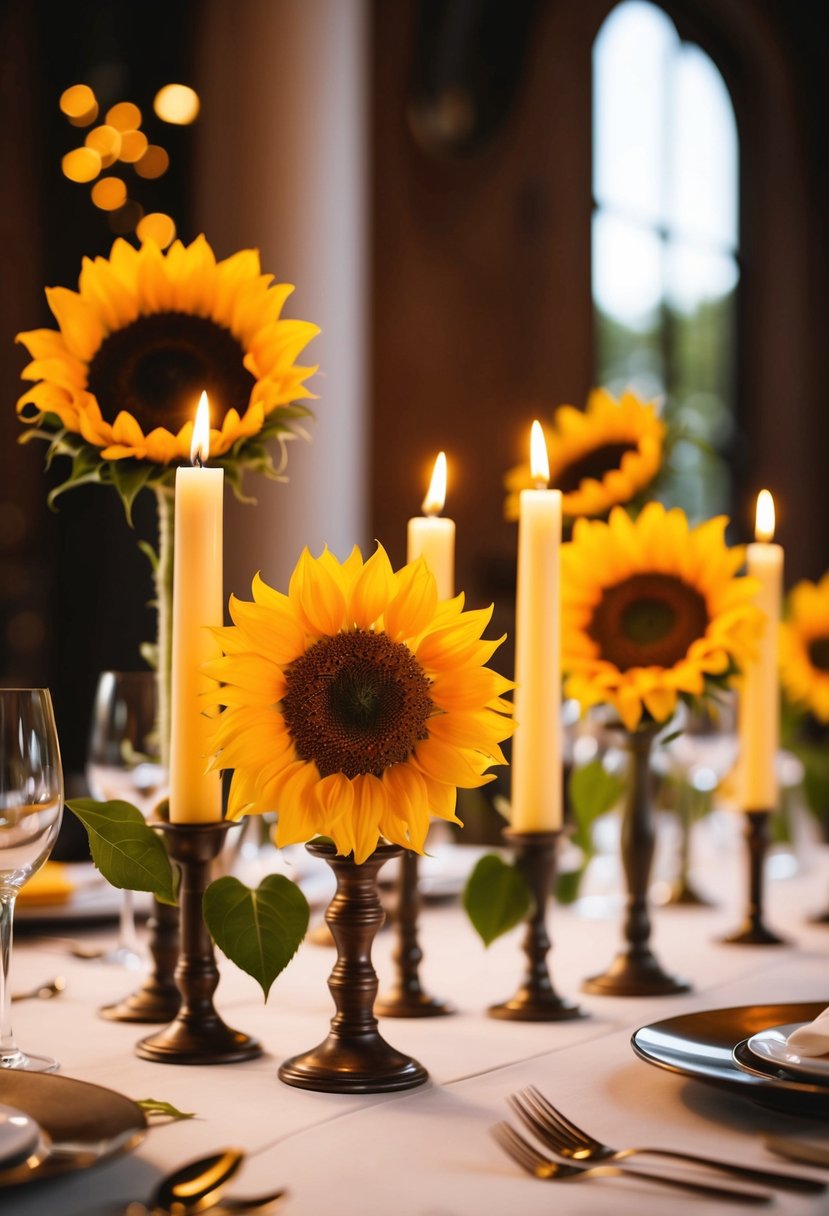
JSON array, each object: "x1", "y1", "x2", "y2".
[{"x1": 4, "y1": 84, "x2": 829, "y2": 1216}]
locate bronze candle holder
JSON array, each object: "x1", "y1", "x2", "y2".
[
  {"x1": 489, "y1": 829, "x2": 582, "y2": 1021},
  {"x1": 722, "y1": 809, "x2": 786, "y2": 945},
  {"x1": 137, "y1": 821, "x2": 261, "y2": 1065},
  {"x1": 375, "y1": 850, "x2": 453, "y2": 1018},
  {"x1": 100, "y1": 897, "x2": 181, "y2": 1023},
  {"x1": 583, "y1": 725, "x2": 690, "y2": 997},
  {"x1": 279, "y1": 841, "x2": 427, "y2": 1093}
]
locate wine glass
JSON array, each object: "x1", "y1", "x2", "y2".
[
  {"x1": 86, "y1": 671, "x2": 168, "y2": 968},
  {"x1": 1, "y1": 688, "x2": 64, "y2": 1071}
]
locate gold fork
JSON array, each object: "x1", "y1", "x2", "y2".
[
  {"x1": 509, "y1": 1086, "x2": 825, "y2": 1194},
  {"x1": 491, "y1": 1122, "x2": 771, "y2": 1203}
]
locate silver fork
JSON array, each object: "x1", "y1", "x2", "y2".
[
  {"x1": 491, "y1": 1122, "x2": 770, "y2": 1203},
  {"x1": 510, "y1": 1086, "x2": 825, "y2": 1194}
]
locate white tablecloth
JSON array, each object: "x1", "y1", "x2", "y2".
[{"x1": 4, "y1": 829, "x2": 829, "y2": 1215}]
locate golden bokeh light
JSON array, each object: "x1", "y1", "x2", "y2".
[
  {"x1": 59, "y1": 84, "x2": 97, "y2": 120},
  {"x1": 153, "y1": 83, "x2": 200, "y2": 125},
  {"x1": 136, "y1": 212, "x2": 176, "y2": 248},
  {"x1": 118, "y1": 129, "x2": 149, "y2": 163},
  {"x1": 106, "y1": 101, "x2": 142, "y2": 132},
  {"x1": 91, "y1": 177, "x2": 127, "y2": 211},
  {"x1": 85, "y1": 124, "x2": 122, "y2": 168},
  {"x1": 108, "y1": 200, "x2": 144, "y2": 235},
  {"x1": 134, "y1": 144, "x2": 170, "y2": 179},
  {"x1": 62, "y1": 146, "x2": 102, "y2": 183}
]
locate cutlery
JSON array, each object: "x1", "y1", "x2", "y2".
[
  {"x1": 509, "y1": 1085, "x2": 825, "y2": 1193},
  {"x1": 10, "y1": 976, "x2": 66, "y2": 1001},
  {"x1": 149, "y1": 1148, "x2": 246, "y2": 1214},
  {"x1": 763, "y1": 1135, "x2": 829, "y2": 1169},
  {"x1": 491, "y1": 1122, "x2": 771, "y2": 1202}
]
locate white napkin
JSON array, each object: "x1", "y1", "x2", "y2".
[{"x1": 787, "y1": 1009, "x2": 829, "y2": 1056}]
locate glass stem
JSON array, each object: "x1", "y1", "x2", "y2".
[
  {"x1": 0, "y1": 889, "x2": 18, "y2": 1061},
  {"x1": 118, "y1": 889, "x2": 140, "y2": 955}
]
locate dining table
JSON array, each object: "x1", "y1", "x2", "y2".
[{"x1": 3, "y1": 821, "x2": 829, "y2": 1216}]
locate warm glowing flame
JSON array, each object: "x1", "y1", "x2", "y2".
[
  {"x1": 422, "y1": 452, "x2": 447, "y2": 515},
  {"x1": 755, "y1": 489, "x2": 775, "y2": 542},
  {"x1": 529, "y1": 420, "x2": 550, "y2": 488},
  {"x1": 190, "y1": 392, "x2": 211, "y2": 465}
]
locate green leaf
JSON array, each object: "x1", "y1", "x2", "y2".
[
  {"x1": 555, "y1": 864, "x2": 586, "y2": 905},
  {"x1": 135, "y1": 1098, "x2": 196, "y2": 1121},
  {"x1": 568, "y1": 759, "x2": 624, "y2": 852},
  {"x1": 203, "y1": 874, "x2": 309, "y2": 1000},
  {"x1": 462, "y1": 853, "x2": 533, "y2": 947},
  {"x1": 66, "y1": 799, "x2": 176, "y2": 904},
  {"x1": 110, "y1": 460, "x2": 155, "y2": 526},
  {"x1": 137, "y1": 539, "x2": 160, "y2": 572}
]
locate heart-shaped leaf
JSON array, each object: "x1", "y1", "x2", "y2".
[
  {"x1": 203, "y1": 875, "x2": 310, "y2": 1000},
  {"x1": 463, "y1": 853, "x2": 533, "y2": 947},
  {"x1": 66, "y1": 798, "x2": 176, "y2": 905}
]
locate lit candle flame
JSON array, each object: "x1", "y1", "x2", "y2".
[
  {"x1": 422, "y1": 451, "x2": 447, "y2": 516},
  {"x1": 755, "y1": 489, "x2": 775, "y2": 542},
  {"x1": 529, "y1": 420, "x2": 550, "y2": 488},
  {"x1": 190, "y1": 391, "x2": 211, "y2": 466}
]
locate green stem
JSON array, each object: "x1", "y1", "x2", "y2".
[{"x1": 154, "y1": 484, "x2": 175, "y2": 771}]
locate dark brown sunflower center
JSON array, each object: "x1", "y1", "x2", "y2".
[
  {"x1": 555, "y1": 442, "x2": 637, "y2": 495},
  {"x1": 808, "y1": 638, "x2": 829, "y2": 673},
  {"x1": 588, "y1": 573, "x2": 709, "y2": 671},
  {"x1": 86, "y1": 312, "x2": 255, "y2": 434},
  {"x1": 281, "y1": 630, "x2": 433, "y2": 779}
]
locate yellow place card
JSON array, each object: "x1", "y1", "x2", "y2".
[{"x1": 16, "y1": 861, "x2": 74, "y2": 907}]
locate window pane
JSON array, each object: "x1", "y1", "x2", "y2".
[
  {"x1": 592, "y1": 0, "x2": 676, "y2": 224},
  {"x1": 593, "y1": 210, "x2": 664, "y2": 398},
  {"x1": 668, "y1": 45, "x2": 738, "y2": 248}
]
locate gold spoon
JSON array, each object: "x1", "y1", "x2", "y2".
[{"x1": 149, "y1": 1148, "x2": 246, "y2": 1215}]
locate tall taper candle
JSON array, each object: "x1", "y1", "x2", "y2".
[
  {"x1": 407, "y1": 452, "x2": 454, "y2": 599},
  {"x1": 169, "y1": 392, "x2": 224, "y2": 823},
  {"x1": 510, "y1": 421, "x2": 563, "y2": 832},
  {"x1": 738, "y1": 489, "x2": 782, "y2": 810}
]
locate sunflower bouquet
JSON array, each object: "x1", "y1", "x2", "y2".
[
  {"x1": 16, "y1": 234, "x2": 319, "y2": 762},
  {"x1": 504, "y1": 388, "x2": 666, "y2": 525},
  {"x1": 779, "y1": 572, "x2": 829, "y2": 834}
]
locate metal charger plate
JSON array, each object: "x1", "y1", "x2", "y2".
[
  {"x1": 0, "y1": 1071, "x2": 146, "y2": 1187},
  {"x1": 631, "y1": 1000, "x2": 829, "y2": 1116}
]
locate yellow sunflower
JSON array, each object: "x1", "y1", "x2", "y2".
[
  {"x1": 206, "y1": 544, "x2": 514, "y2": 863},
  {"x1": 780, "y1": 573, "x2": 829, "y2": 722},
  {"x1": 16, "y1": 234, "x2": 318, "y2": 465},
  {"x1": 561, "y1": 502, "x2": 762, "y2": 732},
  {"x1": 505, "y1": 388, "x2": 665, "y2": 521}
]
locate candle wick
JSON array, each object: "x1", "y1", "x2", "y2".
[{"x1": 194, "y1": 451, "x2": 204, "y2": 469}]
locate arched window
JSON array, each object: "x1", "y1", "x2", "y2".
[{"x1": 592, "y1": 0, "x2": 739, "y2": 519}]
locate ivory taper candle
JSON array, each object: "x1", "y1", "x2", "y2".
[
  {"x1": 169, "y1": 391, "x2": 224, "y2": 823},
  {"x1": 738, "y1": 489, "x2": 782, "y2": 810},
  {"x1": 510, "y1": 421, "x2": 563, "y2": 831},
  {"x1": 407, "y1": 452, "x2": 455, "y2": 600}
]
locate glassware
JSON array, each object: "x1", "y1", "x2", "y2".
[
  {"x1": 86, "y1": 671, "x2": 167, "y2": 968},
  {"x1": 1, "y1": 688, "x2": 64, "y2": 1071}
]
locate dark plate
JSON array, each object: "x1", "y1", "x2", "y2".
[
  {"x1": 631, "y1": 1001, "x2": 829, "y2": 1116},
  {"x1": 0, "y1": 1071, "x2": 146, "y2": 1187}
]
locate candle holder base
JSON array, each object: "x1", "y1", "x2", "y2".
[
  {"x1": 487, "y1": 830, "x2": 583, "y2": 1023},
  {"x1": 375, "y1": 851, "x2": 454, "y2": 1019},
  {"x1": 721, "y1": 810, "x2": 787, "y2": 947},
  {"x1": 134, "y1": 821, "x2": 261, "y2": 1066},
  {"x1": 582, "y1": 951, "x2": 690, "y2": 997},
  {"x1": 100, "y1": 898, "x2": 181, "y2": 1024},
  {"x1": 278, "y1": 842, "x2": 427, "y2": 1093},
  {"x1": 666, "y1": 876, "x2": 714, "y2": 908}
]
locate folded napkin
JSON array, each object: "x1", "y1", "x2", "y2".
[
  {"x1": 16, "y1": 862, "x2": 74, "y2": 908},
  {"x1": 787, "y1": 1009, "x2": 829, "y2": 1057}
]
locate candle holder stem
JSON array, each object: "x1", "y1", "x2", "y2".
[
  {"x1": 100, "y1": 897, "x2": 181, "y2": 1023},
  {"x1": 279, "y1": 842, "x2": 427, "y2": 1092},
  {"x1": 489, "y1": 830, "x2": 582, "y2": 1021},
  {"x1": 722, "y1": 810, "x2": 786, "y2": 945},
  {"x1": 375, "y1": 851, "x2": 453, "y2": 1018},
  {"x1": 137, "y1": 822, "x2": 260, "y2": 1064},
  {"x1": 583, "y1": 726, "x2": 689, "y2": 996}
]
